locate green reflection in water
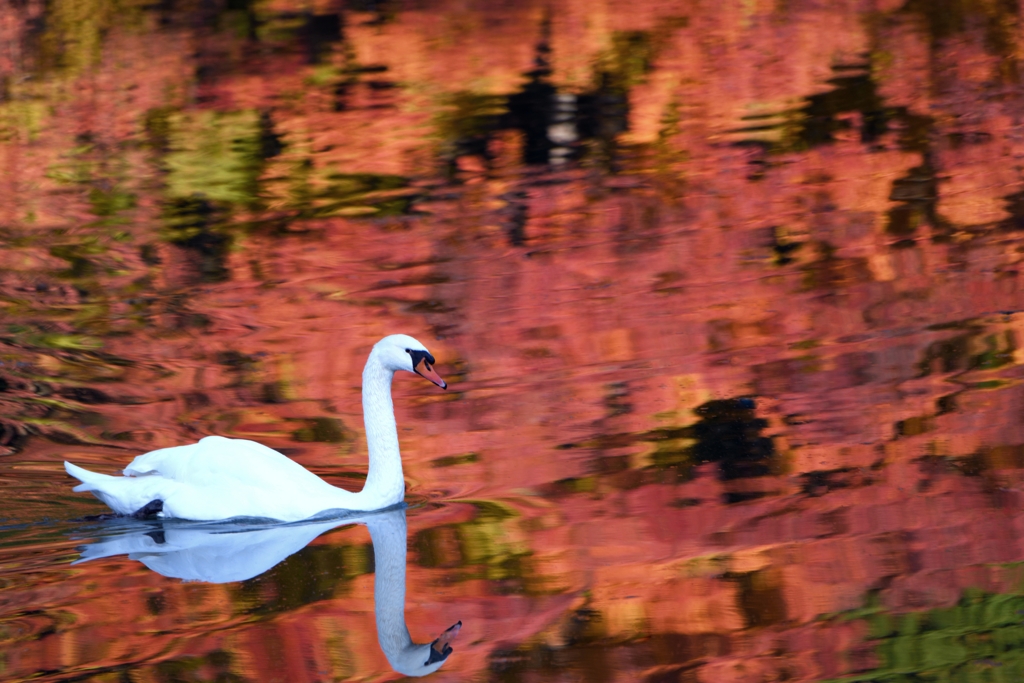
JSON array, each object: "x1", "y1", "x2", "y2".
[
  {"x1": 434, "y1": 91, "x2": 507, "y2": 161},
  {"x1": 315, "y1": 172, "x2": 412, "y2": 218},
  {"x1": 34, "y1": 0, "x2": 147, "y2": 76},
  {"x1": 163, "y1": 110, "x2": 266, "y2": 206},
  {"x1": 413, "y1": 500, "x2": 537, "y2": 591},
  {"x1": 146, "y1": 107, "x2": 282, "y2": 277},
  {"x1": 0, "y1": 99, "x2": 48, "y2": 144},
  {"x1": 291, "y1": 417, "x2": 351, "y2": 444},
  {"x1": 597, "y1": 30, "x2": 655, "y2": 93},
  {"x1": 431, "y1": 451, "x2": 479, "y2": 468},
  {"x1": 917, "y1": 329, "x2": 1018, "y2": 376},
  {"x1": 89, "y1": 186, "x2": 137, "y2": 219},
  {"x1": 828, "y1": 582, "x2": 1024, "y2": 682},
  {"x1": 263, "y1": 163, "x2": 414, "y2": 219},
  {"x1": 229, "y1": 540, "x2": 369, "y2": 616}
]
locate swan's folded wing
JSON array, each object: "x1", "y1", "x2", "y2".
[
  {"x1": 123, "y1": 443, "x2": 202, "y2": 476},
  {"x1": 124, "y1": 436, "x2": 333, "y2": 491}
]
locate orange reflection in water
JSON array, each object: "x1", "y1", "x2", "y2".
[{"x1": 1, "y1": 0, "x2": 1024, "y2": 681}]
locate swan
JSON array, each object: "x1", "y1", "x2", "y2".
[
  {"x1": 64, "y1": 334, "x2": 447, "y2": 521},
  {"x1": 71, "y1": 507, "x2": 461, "y2": 676}
]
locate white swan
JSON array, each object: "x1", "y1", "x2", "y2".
[
  {"x1": 72, "y1": 507, "x2": 461, "y2": 677},
  {"x1": 64, "y1": 334, "x2": 447, "y2": 521}
]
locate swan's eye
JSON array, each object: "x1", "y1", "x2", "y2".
[
  {"x1": 405, "y1": 348, "x2": 411, "y2": 353},
  {"x1": 408, "y1": 349, "x2": 437, "y2": 368}
]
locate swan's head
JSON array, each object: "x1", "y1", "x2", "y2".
[{"x1": 374, "y1": 334, "x2": 447, "y2": 389}]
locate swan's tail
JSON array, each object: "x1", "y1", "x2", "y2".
[
  {"x1": 65, "y1": 461, "x2": 114, "y2": 493},
  {"x1": 65, "y1": 461, "x2": 162, "y2": 516}
]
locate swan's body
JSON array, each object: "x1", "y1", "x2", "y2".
[{"x1": 64, "y1": 334, "x2": 446, "y2": 522}]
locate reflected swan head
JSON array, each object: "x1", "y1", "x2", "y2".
[
  {"x1": 374, "y1": 334, "x2": 447, "y2": 389},
  {"x1": 388, "y1": 621, "x2": 461, "y2": 677}
]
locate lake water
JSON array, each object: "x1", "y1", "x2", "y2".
[{"x1": 3, "y1": 1, "x2": 1024, "y2": 681}]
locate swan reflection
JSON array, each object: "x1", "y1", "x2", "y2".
[{"x1": 73, "y1": 507, "x2": 460, "y2": 677}]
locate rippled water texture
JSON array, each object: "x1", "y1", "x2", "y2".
[{"x1": 3, "y1": 0, "x2": 1024, "y2": 681}]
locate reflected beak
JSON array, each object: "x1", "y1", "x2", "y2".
[
  {"x1": 426, "y1": 620, "x2": 461, "y2": 665},
  {"x1": 415, "y1": 359, "x2": 447, "y2": 389}
]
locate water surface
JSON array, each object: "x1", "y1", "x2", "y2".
[{"x1": 3, "y1": 1, "x2": 1024, "y2": 681}]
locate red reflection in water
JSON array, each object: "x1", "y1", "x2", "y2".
[{"x1": 1, "y1": 0, "x2": 1024, "y2": 681}]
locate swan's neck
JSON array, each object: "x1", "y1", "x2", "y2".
[
  {"x1": 367, "y1": 510, "x2": 414, "y2": 665},
  {"x1": 360, "y1": 353, "x2": 405, "y2": 508}
]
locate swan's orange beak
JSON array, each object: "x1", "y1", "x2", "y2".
[{"x1": 415, "y1": 359, "x2": 447, "y2": 389}]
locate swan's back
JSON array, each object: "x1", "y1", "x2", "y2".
[{"x1": 126, "y1": 436, "x2": 332, "y2": 490}]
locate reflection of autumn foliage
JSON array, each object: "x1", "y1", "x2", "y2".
[{"x1": 2, "y1": 0, "x2": 1024, "y2": 681}]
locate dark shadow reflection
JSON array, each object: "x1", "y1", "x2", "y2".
[{"x1": 72, "y1": 507, "x2": 461, "y2": 677}]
